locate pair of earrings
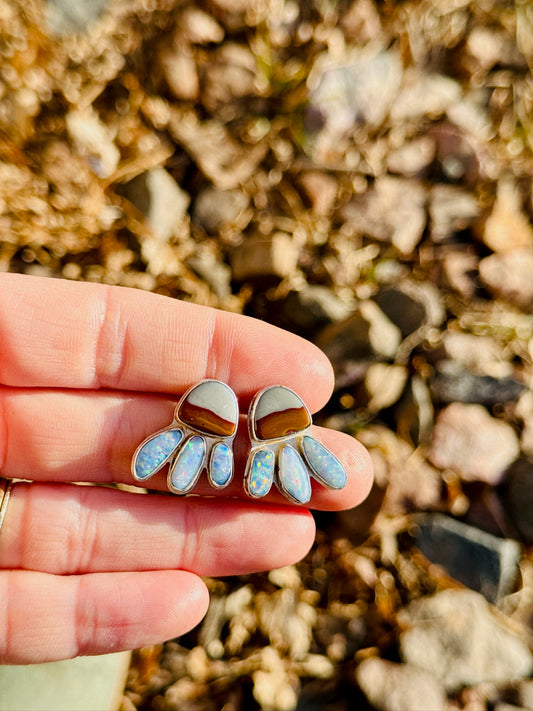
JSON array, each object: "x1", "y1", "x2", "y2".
[{"x1": 131, "y1": 380, "x2": 346, "y2": 504}]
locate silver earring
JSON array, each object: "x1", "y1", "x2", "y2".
[
  {"x1": 131, "y1": 379, "x2": 238, "y2": 494},
  {"x1": 244, "y1": 385, "x2": 347, "y2": 504}
]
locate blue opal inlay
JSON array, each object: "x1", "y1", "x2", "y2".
[
  {"x1": 210, "y1": 442, "x2": 233, "y2": 487},
  {"x1": 170, "y1": 435, "x2": 206, "y2": 492},
  {"x1": 278, "y1": 444, "x2": 312, "y2": 503},
  {"x1": 134, "y1": 428, "x2": 183, "y2": 480},
  {"x1": 302, "y1": 436, "x2": 347, "y2": 489},
  {"x1": 247, "y1": 449, "x2": 274, "y2": 498}
]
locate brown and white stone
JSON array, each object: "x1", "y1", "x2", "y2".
[
  {"x1": 177, "y1": 380, "x2": 238, "y2": 437},
  {"x1": 252, "y1": 386, "x2": 311, "y2": 441}
]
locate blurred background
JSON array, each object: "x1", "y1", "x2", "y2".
[{"x1": 1, "y1": 0, "x2": 533, "y2": 709}]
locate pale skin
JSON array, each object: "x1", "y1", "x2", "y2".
[{"x1": 0, "y1": 273, "x2": 373, "y2": 664}]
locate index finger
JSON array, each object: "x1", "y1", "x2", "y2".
[{"x1": 0, "y1": 274, "x2": 334, "y2": 410}]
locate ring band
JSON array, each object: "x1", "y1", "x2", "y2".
[{"x1": 0, "y1": 478, "x2": 13, "y2": 536}]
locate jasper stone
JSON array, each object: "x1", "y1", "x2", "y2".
[
  {"x1": 169, "y1": 435, "x2": 206, "y2": 492},
  {"x1": 246, "y1": 448, "x2": 275, "y2": 497},
  {"x1": 278, "y1": 444, "x2": 312, "y2": 504},
  {"x1": 210, "y1": 442, "x2": 233, "y2": 487},
  {"x1": 133, "y1": 428, "x2": 183, "y2": 480},
  {"x1": 253, "y1": 386, "x2": 311, "y2": 441},
  {"x1": 178, "y1": 380, "x2": 238, "y2": 437},
  {"x1": 302, "y1": 436, "x2": 347, "y2": 489}
]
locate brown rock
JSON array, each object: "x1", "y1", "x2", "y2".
[
  {"x1": 230, "y1": 233, "x2": 299, "y2": 281},
  {"x1": 429, "y1": 403, "x2": 519, "y2": 484}
]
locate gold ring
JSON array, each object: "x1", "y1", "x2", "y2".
[{"x1": 0, "y1": 478, "x2": 13, "y2": 536}]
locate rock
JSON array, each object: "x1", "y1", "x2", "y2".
[
  {"x1": 429, "y1": 184, "x2": 480, "y2": 241},
  {"x1": 179, "y1": 7, "x2": 224, "y2": 44},
  {"x1": 430, "y1": 361, "x2": 525, "y2": 405},
  {"x1": 316, "y1": 301, "x2": 401, "y2": 387},
  {"x1": 186, "y1": 249, "x2": 232, "y2": 299},
  {"x1": 430, "y1": 122, "x2": 482, "y2": 186},
  {"x1": 202, "y1": 44, "x2": 258, "y2": 112},
  {"x1": 356, "y1": 658, "x2": 446, "y2": 711},
  {"x1": 504, "y1": 460, "x2": 533, "y2": 543},
  {"x1": 482, "y1": 180, "x2": 533, "y2": 253},
  {"x1": 395, "y1": 375, "x2": 435, "y2": 446},
  {"x1": 193, "y1": 187, "x2": 250, "y2": 234},
  {"x1": 357, "y1": 426, "x2": 442, "y2": 516},
  {"x1": 374, "y1": 280, "x2": 445, "y2": 337},
  {"x1": 414, "y1": 514, "x2": 521, "y2": 603},
  {"x1": 278, "y1": 286, "x2": 353, "y2": 334},
  {"x1": 169, "y1": 108, "x2": 268, "y2": 190},
  {"x1": 386, "y1": 136, "x2": 436, "y2": 177},
  {"x1": 120, "y1": 167, "x2": 190, "y2": 242},
  {"x1": 307, "y1": 50, "x2": 402, "y2": 134},
  {"x1": 298, "y1": 172, "x2": 338, "y2": 216},
  {"x1": 391, "y1": 71, "x2": 462, "y2": 122},
  {"x1": 364, "y1": 363, "x2": 408, "y2": 412},
  {"x1": 230, "y1": 233, "x2": 299, "y2": 281},
  {"x1": 158, "y1": 47, "x2": 199, "y2": 101},
  {"x1": 441, "y1": 332, "x2": 513, "y2": 378},
  {"x1": 65, "y1": 108, "x2": 120, "y2": 179},
  {"x1": 340, "y1": 0, "x2": 383, "y2": 43},
  {"x1": 399, "y1": 590, "x2": 533, "y2": 692},
  {"x1": 45, "y1": 0, "x2": 108, "y2": 35},
  {"x1": 428, "y1": 403, "x2": 519, "y2": 485},
  {"x1": 479, "y1": 249, "x2": 533, "y2": 309},
  {"x1": 340, "y1": 177, "x2": 427, "y2": 255},
  {"x1": 442, "y1": 247, "x2": 480, "y2": 298}
]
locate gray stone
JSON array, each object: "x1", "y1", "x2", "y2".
[
  {"x1": 193, "y1": 187, "x2": 250, "y2": 234},
  {"x1": 186, "y1": 251, "x2": 232, "y2": 299},
  {"x1": 120, "y1": 168, "x2": 190, "y2": 242},
  {"x1": 430, "y1": 361, "x2": 526, "y2": 405},
  {"x1": 399, "y1": 590, "x2": 533, "y2": 692},
  {"x1": 356, "y1": 658, "x2": 446, "y2": 711},
  {"x1": 428, "y1": 403, "x2": 519, "y2": 485},
  {"x1": 307, "y1": 50, "x2": 402, "y2": 137},
  {"x1": 375, "y1": 280, "x2": 445, "y2": 337},
  {"x1": 316, "y1": 301, "x2": 401, "y2": 387},
  {"x1": 45, "y1": 0, "x2": 108, "y2": 35},
  {"x1": 65, "y1": 108, "x2": 120, "y2": 179},
  {"x1": 0, "y1": 653, "x2": 130, "y2": 711},
  {"x1": 504, "y1": 460, "x2": 533, "y2": 543},
  {"x1": 340, "y1": 176, "x2": 427, "y2": 255},
  {"x1": 414, "y1": 514, "x2": 521, "y2": 603}
]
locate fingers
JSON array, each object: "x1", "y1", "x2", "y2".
[
  {"x1": 0, "y1": 274, "x2": 334, "y2": 409},
  {"x1": 0, "y1": 569, "x2": 209, "y2": 664},
  {"x1": 0, "y1": 389, "x2": 373, "y2": 510},
  {"x1": 0, "y1": 483, "x2": 316, "y2": 576}
]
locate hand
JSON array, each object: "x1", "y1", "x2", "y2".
[{"x1": 0, "y1": 273, "x2": 373, "y2": 664}]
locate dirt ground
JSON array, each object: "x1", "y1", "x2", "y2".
[{"x1": 1, "y1": 1, "x2": 533, "y2": 709}]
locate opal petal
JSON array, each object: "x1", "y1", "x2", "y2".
[
  {"x1": 302, "y1": 436, "x2": 347, "y2": 489},
  {"x1": 246, "y1": 448, "x2": 275, "y2": 498},
  {"x1": 278, "y1": 444, "x2": 312, "y2": 504},
  {"x1": 169, "y1": 435, "x2": 206, "y2": 493},
  {"x1": 210, "y1": 442, "x2": 233, "y2": 487},
  {"x1": 133, "y1": 428, "x2": 183, "y2": 481}
]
